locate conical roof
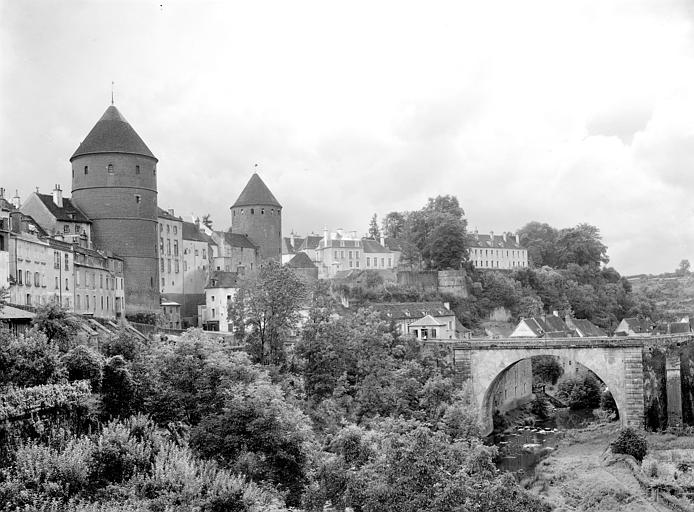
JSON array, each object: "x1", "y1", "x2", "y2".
[
  {"x1": 70, "y1": 105, "x2": 157, "y2": 161},
  {"x1": 231, "y1": 173, "x2": 281, "y2": 208}
]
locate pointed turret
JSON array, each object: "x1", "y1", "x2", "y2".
[
  {"x1": 230, "y1": 173, "x2": 282, "y2": 262},
  {"x1": 231, "y1": 173, "x2": 281, "y2": 208},
  {"x1": 70, "y1": 105, "x2": 156, "y2": 161}
]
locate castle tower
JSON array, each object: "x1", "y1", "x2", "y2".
[
  {"x1": 230, "y1": 173, "x2": 282, "y2": 262},
  {"x1": 70, "y1": 105, "x2": 160, "y2": 314}
]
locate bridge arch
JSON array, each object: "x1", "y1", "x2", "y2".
[{"x1": 457, "y1": 339, "x2": 645, "y2": 436}]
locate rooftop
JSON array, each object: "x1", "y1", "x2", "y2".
[
  {"x1": 223, "y1": 231, "x2": 258, "y2": 249},
  {"x1": 231, "y1": 173, "x2": 281, "y2": 208},
  {"x1": 286, "y1": 252, "x2": 317, "y2": 269},
  {"x1": 371, "y1": 302, "x2": 454, "y2": 319},
  {"x1": 35, "y1": 193, "x2": 91, "y2": 223},
  {"x1": 71, "y1": 105, "x2": 157, "y2": 161},
  {"x1": 182, "y1": 221, "x2": 215, "y2": 244},
  {"x1": 469, "y1": 233, "x2": 523, "y2": 250},
  {"x1": 206, "y1": 270, "x2": 239, "y2": 289}
]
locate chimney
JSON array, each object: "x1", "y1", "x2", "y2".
[
  {"x1": 502, "y1": 232, "x2": 507, "y2": 243},
  {"x1": 290, "y1": 230, "x2": 295, "y2": 246},
  {"x1": 337, "y1": 228, "x2": 344, "y2": 238},
  {"x1": 489, "y1": 231, "x2": 494, "y2": 245},
  {"x1": 52, "y1": 184, "x2": 63, "y2": 208},
  {"x1": 12, "y1": 190, "x2": 21, "y2": 209},
  {"x1": 0, "y1": 187, "x2": 4, "y2": 199},
  {"x1": 515, "y1": 233, "x2": 520, "y2": 244},
  {"x1": 168, "y1": 208, "x2": 175, "y2": 216},
  {"x1": 474, "y1": 228, "x2": 479, "y2": 241},
  {"x1": 553, "y1": 310, "x2": 559, "y2": 317},
  {"x1": 323, "y1": 227, "x2": 328, "y2": 244},
  {"x1": 380, "y1": 234, "x2": 385, "y2": 247}
]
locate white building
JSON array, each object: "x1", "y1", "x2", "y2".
[{"x1": 468, "y1": 230, "x2": 528, "y2": 270}]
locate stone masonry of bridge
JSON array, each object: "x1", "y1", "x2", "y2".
[{"x1": 451, "y1": 337, "x2": 646, "y2": 436}]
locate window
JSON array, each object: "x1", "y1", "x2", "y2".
[
  {"x1": 250, "y1": 208, "x2": 254, "y2": 214},
  {"x1": 349, "y1": 261, "x2": 353, "y2": 268},
  {"x1": 160, "y1": 259, "x2": 164, "y2": 272},
  {"x1": 349, "y1": 251, "x2": 353, "y2": 259},
  {"x1": 93, "y1": 295, "x2": 96, "y2": 310},
  {"x1": 100, "y1": 274, "x2": 103, "y2": 288},
  {"x1": 34, "y1": 272, "x2": 40, "y2": 287},
  {"x1": 54, "y1": 251, "x2": 60, "y2": 269},
  {"x1": 76, "y1": 271, "x2": 80, "y2": 287},
  {"x1": 212, "y1": 308, "x2": 216, "y2": 318},
  {"x1": 65, "y1": 278, "x2": 69, "y2": 291},
  {"x1": 84, "y1": 166, "x2": 88, "y2": 175},
  {"x1": 161, "y1": 277, "x2": 165, "y2": 287},
  {"x1": 341, "y1": 251, "x2": 345, "y2": 258},
  {"x1": 366, "y1": 257, "x2": 370, "y2": 267},
  {"x1": 64, "y1": 254, "x2": 69, "y2": 270},
  {"x1": 136, "y1": 165, "x2": 140, "y2": 175},
  {"x1": 63, "y1": 225, "x2": 69, "y2": 233},
  {"x1": 167, "y1": 259, "x2": 171, "y2": 273},
  {"x1": 183, "y1": 261, "x2": 187, "y2": 271},
  {"x1": 107, "y1": 164, "x2": 114, "y2": 174},
  {"x1": 173, "y1": 226, "x2": 177, "y2": 235},
  {"x1": 26, "y1": 294, "x2": 31, "y2": 305},
  {"x1": 388, "y1": 258, "x2": 392, "y2": 267},
  {"x1": 86, "y1": 295, "x2": 90, "y2": 310},
  {"x1": 160, "y1": 237, "x2": 164, "y2": 251},
  {"x1": 174, "y1": 240, "x2": 178, "y2": 256},
  {"x1": 356, "y1": 260, "x2": 360, "y2": 268},
  {"x1": 153, "y1": 165, "x2": 157, "y2": 175},
  {"x1": 55, "y1": 277, "x2": 59, "y2": 289},
  {"x1": 174, "y1": 260, "x2": 179, "y2": 273},
  {"x1": 135, "y1": 195, "x2": 141, "y2": 203},
  {"x1": 194, "y1": 249, "x2": 199, "y2": 256},
  {"x1": 167, "y1": 240, "x2": 171, "y2": 255},
  {"x1": 75, "y1": 225, "x2": 81, "y2": 234},
  {"x1": 261, "y1": 208, "x2": 264, "y2": 214},
  {"x1": 381, "y1": 258, "x2": 385, "y2": 267},
  {"x1": 101, "y1": 297, "x2": 104, "y2": 310},
  {"x1": 334, "y1": 251, "x2": 338, "y2": 259},
  {"x1": 202, "y1": 249, "x2": 206, "y2": 259},
  {"x1": 76, "y1": 295, "x2": 81, "y2": 310}
]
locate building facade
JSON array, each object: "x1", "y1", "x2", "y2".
[
  {"x1": 158, "y1": 208, "x2": 184, "y2": 298},
  {"x1": 20, "y1": 188, "x2": 91, "y2": 247},
  {"x1": 314, "y1": 230, "x2": 398, "y2": 279},
  {"x1": 468, "y1": 230, "x2": 528, "y2": 270},
  {"x1": 70, "y1": 104, "x2": 160, "y2": 314},
  {"x1": 200, "y1": 271, "x2": 238, "y2": 332}
]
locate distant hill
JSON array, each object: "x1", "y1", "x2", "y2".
[{"x1": 628, "y1": 273, "x2": 694, "y2": 320}]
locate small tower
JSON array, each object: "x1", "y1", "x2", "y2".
[
  {"x1": 70, "y1": 105, "x2": 160, "y2": 314},
  {"x1": 230, "y1": 173, "x2": 282, "y2": 262}
]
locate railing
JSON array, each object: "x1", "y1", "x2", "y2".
[{"x1": 442, "y1": 335, "x2": 694, "y2": 350}]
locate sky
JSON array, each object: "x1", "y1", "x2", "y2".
[{"x1": 1, "y1": 0, "x2": 694, "y2": 276}]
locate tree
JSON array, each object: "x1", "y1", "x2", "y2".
[
  {"x1": 677, "y1": 259, "x2": 691, "y2": 276},
  {"x1": 368, "y1": 213, "x2": 381, "y2": 239},
  {"x1": 201, "y1": 213, "x2": 213, "y2": 229},
  {"x1": 532, "y1": 356, "x2": 563, "y2": 385},
  {"x1": 229, "y1": 261, "x2": 307, "y2": 366},
  {"x1": 517, "y1": 221, "x2": 560, "y2": 267},
  {"x1": 555, "y1": 223, "x2": 609, "y2": 268},
  {"x1": 382, "y1": 211, "x2": 406, "y2": 239},
  {"x1": 32, "y1": 303, "x2": 80, "y2": 352}
]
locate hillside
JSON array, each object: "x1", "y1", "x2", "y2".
[{"x1": 628, "y1": 273, "x2": 694, "y2": 320}]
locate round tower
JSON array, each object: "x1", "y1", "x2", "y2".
[
  {"x1": 70, "y1": 105, "x2": 160, "y2": 314},
  {"x1": 230, "y1": 173, "x2": 282, "y2": 262}
]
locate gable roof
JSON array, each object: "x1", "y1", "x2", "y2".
[
  {"x1": 157, "y1": 207, "x2": 181, "y2": 221},
  {"x1": 569, "y1": 318, "x2": 607, "y2": 337},
  {"x1": 35, "y1": 193, "x2": 91, "y2": 223},
  {"x1": 71, "y1": 105, "x2": 157, "y2": 161},
  {"x1": 409, "y1": 314, "x2": 446, "y2": 327},
  {"x1": 299, "y1": 235, "x2": 323, "y2": 251},
  {"x1": 518, "y1": 315, "x2": 573, "y2": 337},
  {"x1": 286, "y1": 252, "x2": 317, "y2": 269},
  {"x1": 618, "y1": 317, "x2": 653, "y2": 334},
  {"x1": 206, "y1": 270, "x2": 239, "y2": 289},
  {"x1": 182, "y1": 221, "x2": 215, "y2": 244},
  {"x1": 371, "y1": 302, "x2": 454, "y2": 319},
  {"x1": 223, "y1": 231, "x2": 258, "y2": 249},
  {"x1": 231, "y1": 173, "x2": 281, "y2": 208}
]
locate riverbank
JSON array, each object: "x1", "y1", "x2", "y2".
[{"x1": 523, "y1": 423, "x2": 674, "y2": 511}]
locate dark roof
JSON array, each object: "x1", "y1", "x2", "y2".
[
  {"x1": 361, "y1": 238, "x2": 390, "y2": 253},
  {"x1": 283, "y1": 237, "x2": 297, "y2": 254},
  {"x1": 14, "y1": 213, "x2": 49, "y2": 238},
  {"x1": 224, "y1": 231, "x2": 258, "y2": 249},
  {"x1": 285, "y1": 235, "x2": 323, "y2": 254},
  {"x1": 371, "y1": 302, "x2": 454, "y2": 319},
  {"x1": 206, "y1": 270, "x2": 239, "y2": 289},
  {"x1": 182, "y1": 221, "x2": 215, "y2": 244},
  {"x1": 519, "y1": 316, "x2": 573, "y2": 337},
  {"x1": 157, "y1": 207, "x2": 181, "y2": 221},
  {"x1": 231, "y1": 173, "x2": 281, "y2": 208},
  {"x1": 468, "y1": 233, "x2": 523, "y2": 250},
  {"x1": 670, "y1": 322, "x2": 691, "y2": 334},
  {"x1": 35, "y1": 193, "x2": 91, "y2": 223},
  {"x1": 300, "y1": 235, "x2": 323, "y2": 251},
  {"x1": 71, "y1": 105, "x2": 157, "y2": 161},
  {"x1": 569, "y1": 318, "x2": 607, "y2": 337},
  {"x1": 0, "y1": 197, "x2": 16, "y2": 212},
  {"x1": 286, "y1": 252, "x2": 317, "y2": 269}
]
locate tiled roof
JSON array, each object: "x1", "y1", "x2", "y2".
[
  {"x1": 231, "y1": 173, "x2": 281, "y2": 208},
  {"x1": 409, "y1": 314, "x2": 446, "y2": 327},
  {"x1": 0, "y1": 197, "x2": 16, "y2": 212},
  {"x1": 223, "y1": 231, "x2": 258, "y2": 249},
  {"x1": 157, "y1": 207, "x2": 181, "y2": 221},
  {"x1": 468, "y1": 233, "x2": 523, "y2": 250},
  {"x1": 283, "y1": 237, "x2": 298, "y2": 254},
  {"x1": 35, "y1": 193, "x2": 91, "y2": 223},
  {"x1": 371, "y1": 302, "x2": 454, "y2": 319},
  {"x1": 619, "y1": 317, "x2": 653, "y2": 334},
  {"x1": 182, "y1": 221, "x2": 215, "y2": 244},
  {"x1": 299, "y1": 235, "x2": 323, "y2": 251},
  {"x1": 206, "y1": 270, "x2": 239, "y2": 289},
  {"x1": 0, "y1": 304, "x2": 35, "y2": 320},
  {"x1": 519, "y1": 316, "x2": 573, "y2": 337},
  {"x1": 569, "y1": 318, "x2": 607, "y2": 337},
  {"x1": 361, "y1": 238, "x2": 390, "y2": 254},
  {"x1": 71, "y1": 105, "x2": 157, "y2": 161},
  {"x1": 286, "y1": 252, "x2": 317, "y2": 269}
]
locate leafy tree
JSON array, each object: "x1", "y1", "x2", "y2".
[
  {"x1": 63, "y1": 345, "x2": 104, "y2": 391},
  {"x1": 677, "y1": 259, "x2": 691, "y2": 276},
  {"x1": 517, "y1": 221, "x2": 560, "y2": 267},
  {"x1": 532, "y1": 355, "x2": 563, "y2": 385},
  {"x1": 555, "y1": 223, "x2": 609, "y2": 268},
  {"x1": 368, "y1": 213, "x2": 381, "y2": 239},
  {"x1": 0, "y1": 330, "x2": 62, "y2": 388},
  {"x1": 382, "y1": 211, "x2": 407, "y2": 239},
  {"x1": 557, "y1": 372, "x2": 602, "y2": 410},
  {"x1": 229, "y1": 260, "x2": 307, "y2": 366},
  {"x1": 32, "y1": 303, "x2": 80, "y2": 352},
  {"x1": 101, "y1": 355, "x2": 135, "y2": 419}
]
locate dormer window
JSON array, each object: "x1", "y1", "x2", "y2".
[{"x1": 107, "y1": 164, "x2": 114, "y2": 174}]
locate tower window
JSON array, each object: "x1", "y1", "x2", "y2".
[
  {"x1": 136, "y1": 165, "x2": 140, "y2": 175},
  {"x1": 250, "y1": 208, "x2": 254, "y2": 215},
  {"x1": 153, "y1": 165, "x2": 157, "y2": 175},
  {"x1": 135, "y1": 195, "x2": 141, "y2": 203},
  {"x1": 261, "y1": 208, "x2": 265, "y2": 214},
  {"x1": 84, "y1": 166, "x2": 88, "y2": 175},
  {"x1": 107, "y1": 164, "x2": 114, "y2": 174},
  {"x1": 72, "y1": 169, "x2": 74, "y2": 178}
]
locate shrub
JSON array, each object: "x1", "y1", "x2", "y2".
[
  {"x1": 530, "y1": 395, "x2": 550, "y2": 419},
  {"x1": 600, "y1": 389, "x2": 619, "y2": 418},
  {"x1": 611, "y1": 427, "x2": 648, "y2": 462},
  {"x1": 64, "y1": 346, "x2": 104, "y2": 391},
  {"x1": 557, "y1": 373, "x2": 601, "y2": 410}
]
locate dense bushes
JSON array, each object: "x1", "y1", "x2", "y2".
[
  {"x1": 557, "y1": 372, "x2": 602, "y2": 410},
  {"x1": 611, "y1": 427, "x2": 648, "y2": 462}
]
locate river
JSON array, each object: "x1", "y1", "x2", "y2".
[{"x1": 490, "y1": 409, "x2": 598, "y2": 473}]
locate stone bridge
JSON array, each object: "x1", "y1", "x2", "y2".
[{"x1": 450, "y1": 338, "x2": 646, "y2": 436}]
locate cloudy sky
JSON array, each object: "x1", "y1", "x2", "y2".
[{"x1": 2, "y1": 0, "x2": 693, "y2": 275}]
